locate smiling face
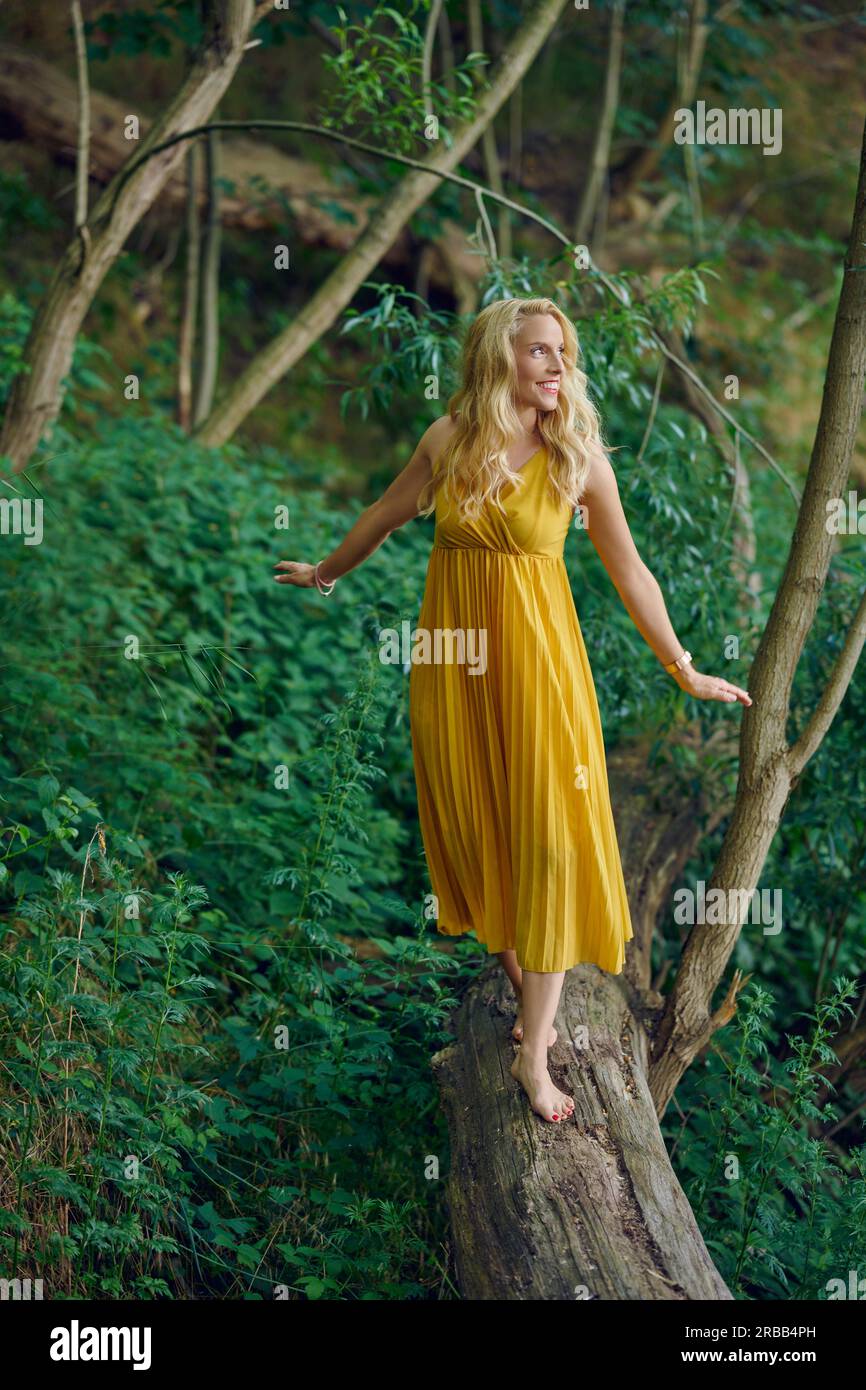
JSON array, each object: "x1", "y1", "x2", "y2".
[{"x1": 512, "y1": 313, "x2": 565, "y2": 418}]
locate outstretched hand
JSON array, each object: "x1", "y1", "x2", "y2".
[
  {"x1": 675, "y1": 665, "x2": 753, "y2": 706},
  {"x1": 273, "y1": 560, "x2": 317, "y2": 588}
]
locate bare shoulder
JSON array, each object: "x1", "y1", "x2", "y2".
[
  {"x1": 580, "y1": 443, "x2": 617, "y2": 497},
  {"x1": 418, "y1": 412, "x2": 459, "y2": 467}
]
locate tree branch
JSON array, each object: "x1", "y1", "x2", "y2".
[
  {"x1": 103, "y1": 115, "x2": 796, "y2": 495},
  {"x1": 788, "y1": 583, "x2": 866, "y2": 777}
]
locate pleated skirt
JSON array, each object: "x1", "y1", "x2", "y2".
[{"x1": 408, "y1": 544, "x2": 634, "y2": 974}]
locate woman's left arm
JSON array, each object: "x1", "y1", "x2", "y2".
[{"x1": 580, "y1": 449, "x2": 753, "y2": 707}]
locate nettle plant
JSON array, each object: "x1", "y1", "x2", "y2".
[
  {"x1": 664, "y1": 979, "x2": 866, "y2": 1300},
  {"x1": 0, "y1": 784, "x2": 218, "y2": 1297},
  {"x1": 0, "y1": 602, "x2": 465, "y2": 1299}
]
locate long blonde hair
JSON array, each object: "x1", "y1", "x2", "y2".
[{"x1": 417, "y1": 297, "x2": 607, "y2": 521}]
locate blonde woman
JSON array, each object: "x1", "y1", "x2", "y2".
[{"x1": 275, "y1": 296, "x2": 752, "y2": 1126}]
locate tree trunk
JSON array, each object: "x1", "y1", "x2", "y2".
[
  {"x1": 0, "y1": 0, "x2": 254, "y2": 474},
  {"x1": 467, "y1": 0, "x2": 512, "y2": 261},
  {"x1": 192, "y1": 126, "x2": 222, "y2": 427},
  {"x1": 610, "y1": 0, "x2": 711, "y2": 201},
  {"x1": 649, "y1": 113, "x2": 866, "y2": 1116},
  {"x1": 573, "y1": 0, "x2": 626, "y2": 250},
  {"x1": 193, "y1": 0, "x2": 572, "y2": 447},
  {"x1": 178, "y1": 141, "x2": 203, "y2": 431}
]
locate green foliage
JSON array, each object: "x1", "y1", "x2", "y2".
[
  {"x1": 0, "y1": 291, "x2": 113, "y2": 416},
  {"x1": 0, "y1": 365, "x2": 473, "y2": 1296},
  {"x1": 0, "y1": 0, "x2": 863, "y2": 1309},
  {"x1": 320, "y1": 2, "x2": 487, "y2": 153},
  {"x1": 1, "y1": 34, "x2": 864, "y2": 1293},
  {"x1": 82, "y1": 1, "x2": 207, "y2": 61},
  {"x1": 339, "y1": 283, "x2": 462, "y2": 418},
  {"x1": 0, "y1": 172, "x2": 60, "y2": 242},
  {"x1": 664, "y1": 980, "x2": 866, "y2": 1300}
]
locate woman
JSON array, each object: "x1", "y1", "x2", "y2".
[{"x1": 274, "y1": 296, "x2": 752, "y2": 1126}]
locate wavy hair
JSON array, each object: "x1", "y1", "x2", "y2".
[{"x1": 417, "y1": 297, "x2": 608, "y2": 521}]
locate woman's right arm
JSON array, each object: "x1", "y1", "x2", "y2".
[{"x1": 273, "y1": 419, "x2": 443, "y2": 590}]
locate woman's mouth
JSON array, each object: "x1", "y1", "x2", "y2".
[{"x1": 537, "y1": 380, "x2": 560, "y2": 395}]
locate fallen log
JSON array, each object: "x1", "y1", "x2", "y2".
[
  {"x1": 0, "y1": 43, "x2": 372, "y2": 241},
  {"x1": 431, "y1": 742, "x2": 736, "y2": 1301},
  {"x1": 0, "y1": 43, "x2": 478, "y2": 288}
]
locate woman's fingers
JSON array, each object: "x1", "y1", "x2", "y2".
[
  {"x1": 272, "y1": 560, "x2": 313, "y2": 586},
  {"x1": 272, "y1": 560, "x2": 298, "y2": 584},
  {"x1": 708, "y1": 677, "x2": 752, "y2": 706},
  {"x1": 683, "y1": 670, "x2": 752, "y2": 705}
]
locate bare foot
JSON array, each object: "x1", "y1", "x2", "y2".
[
  {"x1": 510, "y1": 1050, "x2": 575, "y2": 1124},
  {"x1": 512, "y1": 1008, "x2": 557, "y2": 1047}
]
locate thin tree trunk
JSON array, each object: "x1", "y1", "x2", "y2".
[
  {"x1": 193, "y1": 126, "x2": 222, "y2": 427},
  {"x1": 574, "y1": 0, "x2": 626, "y2": 250},
  {"x1": 178, "y1": 141, "x2": 202, "y2": 431},
  {"x1": 437, "y1": 2, "x2": 456, "y2": 99},
  {"x1": 0, "y1": 0, "x2": 254, "y2": 474},
  {"x1": 69, "y1": 0, "x2": 90, "y2": 232},
  {"x1": 467, "y1": 0, "x2": 511, "y2": 261},
  {"x1": 422, "y1": 0, "x2": 443, "y2": 115},
  {"x1": 649, "y1": 113, "x2": 866, "y2": 1116},
  {"x1": 613, "y1": 0, "x2": 717, "y2": 200},
  {"x1": 679, "y1": 0, "x2": 709, "y2": 257},
  {"x1": 509, "y1": 80, "x2": 523, "y2": 189},
  {"x1": 194, "y1": 0, "x2": 572, "y2": 447}
]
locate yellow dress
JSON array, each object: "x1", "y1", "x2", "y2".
[{"x1": 408, "y1": 445, "x2": 634, "y2": 974}]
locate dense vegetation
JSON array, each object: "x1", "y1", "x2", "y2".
[
  {"x1": 2, "y1": 281, "x2": 863, "y2": 1297},
  {"x1": 1, "y1": 0, "x2": 864, "y2": 1299}
]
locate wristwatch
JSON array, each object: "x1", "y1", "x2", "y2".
[{"x1": 663, "y1": 649, "x2": 693, "y2": 675}]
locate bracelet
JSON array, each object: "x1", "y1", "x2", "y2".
[
  {"x1": 314, "y1": 561, "x2": 337, "y2": 595},
  {"x1": 663, "y1": 649, "x2": 693, "y2": 676}
]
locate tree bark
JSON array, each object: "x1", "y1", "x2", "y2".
[
  {"x1": 193, "y1": 0, "x2": 572, "y2": 447},
  {"x1": 0, "y1": 0, "x2": 254, "y2": 474},
  {"x1": 178, "y1": 141, "x2": 203, "y2": 431},
  {"x1": 192, "y1": 126, "x2": 222, "y2": 427}
]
